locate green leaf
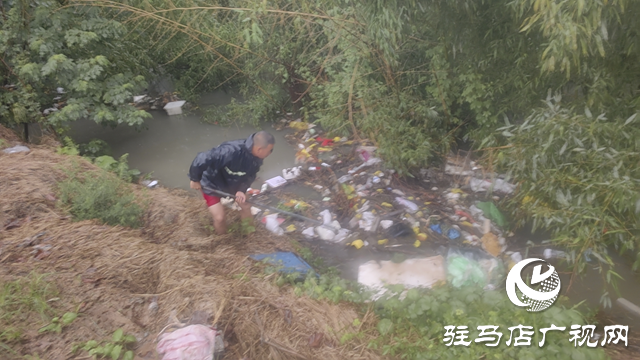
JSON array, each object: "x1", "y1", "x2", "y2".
[
  {"x1": 84, "y1": 340, "x2": 99, "y2": 350},
  {"x1": 95, "y1": 155, "x2": 118, "y2": 170},
  {"x1": 112, "y1": 328, "x2": 124, "y2": 343},
  {"x1": 122, "y1": 350, "x2": 134, "y2": 360},
  {"x1": 62, "y1": 312, "x2": 78, "y2": 325},
  {"x1": 123, "y1": 334, "x2": 137, "y2": 344},
  {"x1": 377, "y1": 318, "x2": 394, "y2": 336},
  {"x1": 624, "y1": 113, "x2": 637, "y2": 126},
  {"x1": 111, "y1": 344, "x2": 122, "y2": 360}
]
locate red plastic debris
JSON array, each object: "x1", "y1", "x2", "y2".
[{"x1": 315, "y1": 137, "x2": 333, "y2": 147}]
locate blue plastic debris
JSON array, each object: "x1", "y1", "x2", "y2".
[
  {"x1": 447, "y1": 228, "x2": 461, "y2": 240},
  {"x1": 250, "y1": 252, "x2": 316, "y2": 276},
  {"x1": 430, "y1": 224, "x2": 442, "y2": 234}
]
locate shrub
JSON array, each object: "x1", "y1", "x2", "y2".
[{"x1": 57, "y1": 169, "x2": 145, "y2": 228}]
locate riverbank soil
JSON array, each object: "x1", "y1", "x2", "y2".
[{"x1": 0, "y1": 138, "x2": 382, "y2": 359}]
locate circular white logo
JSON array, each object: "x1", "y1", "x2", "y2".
[{"x1": 506, "y1": 258, "x2": 561, "y2": 312}]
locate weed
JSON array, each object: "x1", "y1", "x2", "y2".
[
  {"x1": 0, "y1": 139, "x2": 8, "y2": 149},
  {"x1": 0, "y1": 273, "x2": 58, "y2": 355},
  {"x1": 0, "y1": 272, "x2": 57, "y2": 324},
  {"x1": 56, "y1": 137, "x2": 79, "y2": 156},
  {"x1": 93, "y1": 154, "x2": 141, "y2": 183},
  {"x1": 38, "y1": 311, "x2": 78, "y2": 334},
  {"x1": 73, "y1": 328, "x2": 136, "y2": 360},
  {"x1": 228, "y1": 218, "x2": 256, "y2": 236},
  {"x1": 57, "y1": 168, "x2": 146, "y2": 228}
]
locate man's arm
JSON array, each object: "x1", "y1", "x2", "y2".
[{"x1": 188, "y1": 147, "x2": 226, "y2": 183}]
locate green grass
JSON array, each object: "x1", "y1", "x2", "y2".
[
  {"x1": 57, "y1": 168, "x2": 146, "y2": 228},
  {"x1": 0, "y1": 273, "x2": 58, "y2": 354}
]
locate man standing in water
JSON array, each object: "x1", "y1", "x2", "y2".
[{"x1": 188, "y1": 131, "x2": 275, "y2": 235}]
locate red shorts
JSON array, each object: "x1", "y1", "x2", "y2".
[{"x1": 202, "y1": 192, "x2": 221, "y2": 207}]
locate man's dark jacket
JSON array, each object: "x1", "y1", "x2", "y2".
[{"x1": 188, "y1": 133, "x2": 263, "y2": 196}]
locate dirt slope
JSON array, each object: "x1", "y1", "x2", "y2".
[{"x1": 0, "y1": 135, "x2": 381, "y2": 360}]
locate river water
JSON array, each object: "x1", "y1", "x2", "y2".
[
  {"x1": 67, "y1": 90, "x2": 640, "y2": 330},
  {"x1": 68, "y1": 91, "x2": 298, "y2": 190}
]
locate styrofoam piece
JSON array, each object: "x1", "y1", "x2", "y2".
[
  {"x1": 133, "y1": 95, "x2": 147, "y2": 103},
  {"x1": 358, "y1": 256, "x2": 447, "y2": 300},
  {"x1": 265, "y1": 176, "x2": 287, "y2": 188},
  {"x1": 163, "y1": 100, "x2": 186, "y2": 115}
]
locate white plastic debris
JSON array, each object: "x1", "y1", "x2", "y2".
[
  {"x1": 446, "y1": 192, "x2": 461, "y2": 203},
  {"x1": 133, "y1": 95, "x2": 150, "y2": 104},
  {"x1": 282, "y1": 166, "x2": 302, "y2": 180},
  {"x1": 334, "y1": 228, "x2": 350, "y2": 242},
  {"x1": 510, "y1": 252, "x2": 523, "y2": 264},
  {"x1": 391, "y1": 189, "x2": 405, "y2": 196},
  {"x1": 220, "y1": 197, "x2": 241, "y2": 211},
  {"x1": 358, "y1": 256, "x2": 447, "y2": 300},
  {"x1": 543, "y1": 249, "x2": 566, "y2": 260},
  {"x1": 380, "y1": 220, "x2": 394, "y2": 230},
  {"x1": 264, "y1": 214, "x2": 284, "y2": 236},
  {"x1": 250, "y1": 207, "x2": 262, "y2": 216},
  {"x1": 358, "y1": 211, "x2": 377, "y2": 232},
  {"x1": 163, "y1": 100, "x2": 187, "y2": 116},
  {"x1": 156, "y1": 324, "x2": 217, "y2": 360},
  {"x1": 319, "y1": 209, "x2": 332, "y2": 225},
  {"x1": 468, "y1": 178, "x2": 515, "y2": 194},
  {"x1": 302, "y1": 227, "x2": 316, "y2": 238},
  {"x1": 313, "y1": 185, "x2": 323, "y2": 190},
  {"x1": 2, "y1": 145, "x2": 30, "y2": 154},
  {"x1": 337, "y1": 175, "x2": 353, "y2": 183},
  {"x1": 348, "y1": 157, "x2": 383, "y2": 174},
  {"x1": 146, "y1": 180, "x2": 159, "y2": 188},
  {"x1": 395, "y1": 197, "x2": 419, "y2": 213},
  {"x1": 316, "y1": 226, "x2": 336, "y2": 241},
  {"x1": 265, "y1": 176, "x2": 287, "y2": 188}
]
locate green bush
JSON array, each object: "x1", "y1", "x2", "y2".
[
  {"x1": 57, "y1": 169, "x2": 145, "y2": 228},
  {"x1": 78, "y1": 139, "x2": 111, "y2": 160},
  {"x1": 93, "y1": 154, "x2": 141, "y2": 183}
]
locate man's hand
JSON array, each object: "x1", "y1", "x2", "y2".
[
  {"x1": 190, "y1": 181, "x2": 202, "y2": 190},
  {"x1": 235, "y1": 191, "x2": 246, "y2": 204}
]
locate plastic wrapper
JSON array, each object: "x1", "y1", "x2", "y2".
[
  {"x1": 395, "y1": 197, "x2": 419, "y2": 213},
  {"x1": 156, "y1": 325, "x2": 218, "y2": 360},
  {"x1": 264, "y1": 213, "x2": 284, "y2": 236}
]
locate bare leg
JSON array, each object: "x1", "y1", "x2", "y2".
[
  {"x1": 208, "y1": 203, "x2": 227, "y2": 235},
  {"x1": 238, "y1": 201, "x2": 252, "y2": 222}
]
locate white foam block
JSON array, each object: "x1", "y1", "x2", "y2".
[{"x1": 358, "y1": 256, "x2": 447, "y2": 299}]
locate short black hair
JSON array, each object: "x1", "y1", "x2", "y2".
[{"x1": 254, "y1": 131, "x2": 275, "y2": 148}]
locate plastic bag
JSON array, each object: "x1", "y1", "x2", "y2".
[
  {"x1": 395, "y1": 197, "x2": 419, "y2": 213},
  {"x1": 319, "y1": 209, "x2": 332, "y2": 225},
  {"x1": 264, "y1": 214, "x2": 284, "y2": 236},
  {"x1": 302, "y1": 227, "x2": 316, "y2": 238},
  {"x1": 316, "y1": 226, "x2": 335, "y2": 241},
  {"x1": 156, "y1": 325, "x2": 217, "y2": 360},
  {"x1": 446, "y1": 248, "x2": 505, "y2": 289}
]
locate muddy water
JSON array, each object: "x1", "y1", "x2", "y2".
[{"x1": 68, "y1": 90, "x2": 298, "y2": 190}]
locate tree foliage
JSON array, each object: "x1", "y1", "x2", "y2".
[{"x1": 0, "y1": 0, "x2": 154, "y2": 130}]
